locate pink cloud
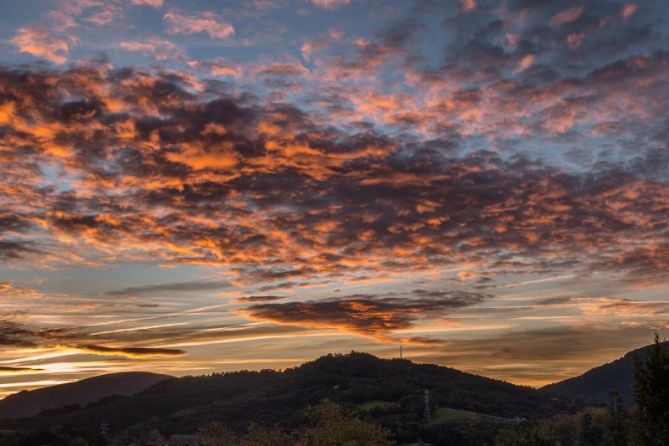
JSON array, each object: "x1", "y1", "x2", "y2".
[
  {"x1": 163, "y1": 10, "x2": 235, "y2": 40},
  {"x1": 311, "y1": 0, "x2": 351, "y2": 9},
  {"x1": 84, "y1": 4, "x2": 123, "y2": 25},
  {"x1": 460, "y1": 0, "x2": 477, "y2": 13},
  {"x1": 620, "y1": 3, "x2": 638, "y2": 19},
  {"x1": 549, "y1": 6, "x2": 584, "y2": 27},
  {"x1": 120, "y1": 38, "x2": 186, "y2": 61},
  {"x1": 130, "y1": 0, "x2": 163, "y2": 7},
  {"x1": 514, "y1": 54, "x2": 535, "y2": 73},
  {"x1": 188, "y1": 58, "x2": 243, "y2": 78},
  {"x1": 10, "y1": 26, "x2": 69, "y2": 64}
]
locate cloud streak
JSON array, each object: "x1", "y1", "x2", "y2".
[{"x1": 109, "y1": 280, "x2": 232, "y2": 296}]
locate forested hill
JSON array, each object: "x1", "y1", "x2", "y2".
[
  {"x1": 542, "y1": 341, "x2": 669, "y2": 405},
  {"x1": 0, "y1": 372, "x2": 171, "y2": 420},
  {"x1": 0, "y1": 352, "x2": 579, "y2": 437}
]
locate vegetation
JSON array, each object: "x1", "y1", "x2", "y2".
[
  {"x1": 496, "y1": 333, "x2": 669, "y2": 446},
  {"x1": 0, "y1": 352, "x2": 578, "y2": 442},
  {"x1": 432, "y1": 407, "x2": 487, "y2": 422},
  {"x1": 541, "y1": 340, "x2": 669, "y2": 405},
  {"x1": 632, "y1": 333, "x2": 669, "y2": 445}
]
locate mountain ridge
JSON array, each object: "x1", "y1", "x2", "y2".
[
  {"x1": 541, "y1": 341, "x2": 669, "y2": 405},
  {"x1": 0, "y1": 352, "x2": 582, "y2": 438},
  {"x1": 0, "y1": 371, "x2": 172, "y2": 420}
]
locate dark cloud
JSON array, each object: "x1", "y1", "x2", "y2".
[
  {"x1": 0, "y1": 366, "x2": 45, "y2": 373},
  {"x1": 0, "y1": 318, "x2": 184, "y2": 358},
  {"x1": 0, "y1": 240, "x2": 41, "y2": 261},
  {"x1": 74, "y1": 344, "x2": 185, "y2": 357},
  {"x1": 0, "y1": 319, "x2": 72, "y2": 347},
  {"x1": 244, "y1": 290, "x2": 488, "y2": 344}
]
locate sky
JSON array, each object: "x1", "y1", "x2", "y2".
[{"x1": 0, "y1": 0, "x2": 668, "y2": 397}]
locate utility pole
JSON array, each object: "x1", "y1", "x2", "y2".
[
  {"x1": 423, "y1": 389, "x2": 431, "y2": 424},
  {"x1": 400, "y1": 344, "x2": 403, "y2": 359}
]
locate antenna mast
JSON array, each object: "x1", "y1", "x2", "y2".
[{"x1": 423, "y1": 389, "x2": 431, "y2": 423}]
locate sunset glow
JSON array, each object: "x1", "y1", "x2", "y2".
[{"x1": 0, "y1": 0, "x2": 668, "y2": 397}]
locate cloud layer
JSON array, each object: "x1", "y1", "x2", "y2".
[{"x1": 0, "y1": 0, "x2": 667, "y2": 390}]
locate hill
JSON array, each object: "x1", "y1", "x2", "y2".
[
  {"x1": 0, "y1": 372, "x2": 172, "y2": 420},
  {"x1": 542, "y1": 341, "x2": 669, "y2": 405},
  {"x1": 0, "y1": 352, "x2": 580, "y2": 441}
]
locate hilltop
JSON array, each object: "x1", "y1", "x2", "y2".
[{"x1": 0, "y1": 352, "x2": 580, "y2": 442}]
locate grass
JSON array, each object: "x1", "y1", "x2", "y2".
[
  {"x1": 432, "y1": 407, "x2": 486, "y2": 423},
  {"x1": 356, "y1": 400, "x2": 396, "y2": 411}
]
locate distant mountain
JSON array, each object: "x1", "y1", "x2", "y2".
[
  {"x1": 0, "y1": 372, "x2": 172, "y2": 420},
  {"x1": 542, "y1": 341, "x2": 669, "y2": 405},
  {"x1": 0, "y1": 353, "x2": 580, "y2": 439}
]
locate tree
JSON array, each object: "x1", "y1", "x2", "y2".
[
  {"x1": 195, "y1": 401, "x2": 395, "y2": 446},
  {"x1": 299, "y1": 399, "x2": 395, "y2": 446},
  {"x1": 197, "y1": 421, "x2": 238, "y2": 446},
  {"x1": 239, "y1": 423, "x2": 294, "y2": 446},
  {"x1": 603, "y1": 392, "x2": 629, "y2": 446},
  {"x1": 632, "y1": 333, "x2": 669, "y2": 446}
]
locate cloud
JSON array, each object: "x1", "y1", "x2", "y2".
[
  {"x1": 460, "y1": 0, "x2": 476, "y2": 13},
  {"x1": 311, "y1": 0, "x2": 352, "y2": 9},
  {"x1": 163, "y1": 10, "x2": 235, "y2": 40},
  {"x1": 83, "y1": 3, "x2": 124, "y2": 26},
  {"x1": 109, "y1": 280, "x2": 232, "y2": 296},
  {"x1": 425, "y1": 324, "x2": 660, "y2": 385},
  {"x1": 514, "y1": 53, "x2": 535, "y2": 73},
  {"x1": 188, "y1": 58, "x2": 243, "y2": 77},
  {"x1": 243, "y1": 290, "x2": 488, "y2": 344},
  {"x1": 130, "y1": 0, "x2": 163, "y2": 7},
  {"x1": 0, "y1": 319, "x2": 71, "y2": 348},
  {"x1": 0, "y1": 318, "x2": 184, "y2": 358},
  {"x1": 233, "y1": 295, "x2": 287, "y2": 303},
  {"x1": 0, "y1": 0, "x2": 667, "y2": 389},
  {"x1": 73, "y1": 344, "x2": 185, "y2": 357},
  {"x1": 10, "y1": 26, "x2": 69, "y2": 64},
  {"x1": 0, "y1": 58, "x2": 668, "y2": 286},
  {"x1": 0, "y1": 366, "x2": 45, "y2": 373},
  {"x1": 0, "y1": 282, "x2": 40, "y2": 298},
  {"x1": 620, "y1": 3, "x2": 638, "y2": 19},
  {"x1": 120, "y1": 38, "x2": 186, "y2": 61},
  {"x1": 549, "y1": 6, "x2": 584, "y2": 27}
]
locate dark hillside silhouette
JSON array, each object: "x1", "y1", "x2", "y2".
[
  {"x1": 0, "y1": 372, "x2": 171, "y2": 420},
  {"x1": 542, "y1": 341, "x2": 669, "y2": 405}
]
